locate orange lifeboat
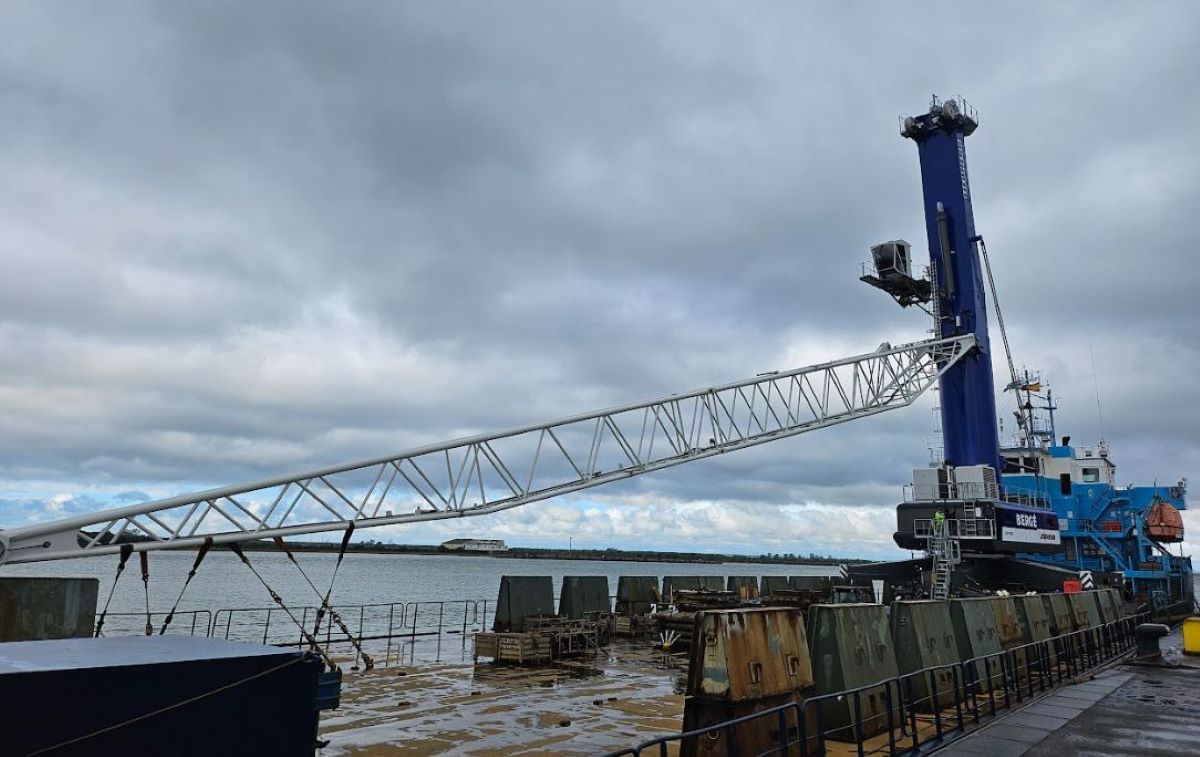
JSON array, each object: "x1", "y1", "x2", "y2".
[{"x1": 1146, "y1": 499, "x2": 1184, "y2": 542}]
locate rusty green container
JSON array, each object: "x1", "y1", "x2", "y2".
[
  {"x1": 1068, "y1": 592, "x2": 1102, "y2": 629},
  {"x1": 1041, "y1": 594, "x2": 1072, "y2": 636},
  {"x1": 493, "y1": 575, "x2": 554, "y2": 632},
  {"x1": 1106, "y1": 588, "x2": 1124, "y2": 620},
  {"x1": 1092, "y1": 589, "x2": 1121, "y2": 626},
  {"x1": 726, "y1": 576, "x2": 759, "y2": 600},
  {"x1": 687, "y1": 607, "x2": 813, "y2": 702},
  {"x1": 663, "y1": 576, "x2": 702, "y2": 603},
  {"x1": 615, "y1": 576, "x2": 659, "y2": 615},
  {"x1": 663, "y1": 576, "x2": 725, "y2": 602},
  {"x1": 790, "y1": 576, "x2": 831, "y2": 592},
  {"x1": 991, "y1": 596, "x2": 1028, "y2": 683},
  {"x1": 890, "y1": 600, "x2": 961, "y2": 710},
  {"x1": 808, "y1": 603, "x2": 901, "y2": 741},
  {"x1": 760, "y1": 576, "x2": 791, "y2": 596},
  {"x1": 0, "y1": 577, "x2": 98, "y2": 641},
  {"x1": 1042, "y1": 593, "x2": 1082, "y2": 661},
  {"x1": 949, "y1": 598, "x2": 1002, "y2": 692},
  {"x1": 1013, "y1": 594, "x2": 1057, "y2": 668},
  {"x1": 1091, "y1": 590, "x2": 1113, "y2": 625},
  {"x1": 558, "y1": 576, "x2": 610, "y2": 619}
]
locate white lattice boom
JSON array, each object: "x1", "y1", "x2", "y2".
[{"x1": 0, "y1": 334, "x2": 975, "y2": 564}]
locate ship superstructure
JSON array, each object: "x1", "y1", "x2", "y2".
[
  {"x1": 998, "y1": 379, "x2": 1191, "y2": 607},
  {"x1": 862, "y1": 96, "x2": 1193, "y2": 611}
]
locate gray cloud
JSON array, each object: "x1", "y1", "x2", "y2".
[{"x1": 1, "y1": 2, "x2": 1198, "y2": 558}]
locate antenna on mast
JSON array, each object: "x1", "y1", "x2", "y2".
[{"x1": 1089, "y1": 345, "x2": 1106, "y2": 442}]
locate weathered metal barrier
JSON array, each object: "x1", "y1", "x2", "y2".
[
  {"x1": 607, "y1": 610, "x2": 1141, "y2": 757},
  {"x1": 891, "y1": 600, "x2": 960, "y2": 711},
  {"x1": 948, "y1": 597, "x2": 1002, "y2": 693},
  {"x1": 559, "y1": 576, "x2": 611, "y2": 619},
  {"x1": 680, "y1": 607, "x2": 817, "y2": 756},
  {"x1": 727, "y1": 576, "x2": 760, "y2": 600},
  {"x1": 616, "y1": 576, "x2": 660, "y2": 615},
  {"x1": 663, "y1": 576, "x2": 725, "y2": 603},
  {"x1": 494, "y1": 575, "x2": 555, "y2": 632},
  {"x1": 808, "y1": 603, "x2": 900, "y2": 740}
]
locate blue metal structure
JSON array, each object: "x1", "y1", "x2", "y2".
[
  {"x1": 868, "y1": 97, "x2": 1192, "y2": 609},
  {"x1": 999, "y1": 385, "x2": 1193, "y2": 605},
  {"x1": 901, "y1": 98, "x2": 1002, "y2": 474}
]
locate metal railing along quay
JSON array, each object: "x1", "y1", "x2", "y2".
[
  {"x1": 97, "y1": 593, "x2": 641, "y2": 649},
  {"x1": 97, "y1": 599, "x2": 495, "y2": 663},
  {"x1": 605, "y1": 614, "x2": 1144, "y2": 757}
]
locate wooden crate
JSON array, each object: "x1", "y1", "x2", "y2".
[
  {"x1": 474, "y1": 632, "x2": 552, "y2": 664},
  {"x1": 473, "y1": 632, "x2": 500, "y2": 661}
]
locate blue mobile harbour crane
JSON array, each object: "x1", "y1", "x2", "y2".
[
  {"x1": 5, "y1": 95, "x2": 1193, "y2": 755},
  {"x1": 854, "y1": 96, "x2": 1193, "y2": 615}
]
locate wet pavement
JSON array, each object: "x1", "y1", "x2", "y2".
[
  {"x1": 318, "y1": 639, "x2": 689, "y2": 755},
  {"x1": 937, "y1": 625, "x2": 1200, "y2": 757}
]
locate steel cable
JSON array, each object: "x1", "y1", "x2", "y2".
[
  {"x1": 227, "y1": 543, "x2": 339, "y2": 671},
  {"x1": 139, "y1": 551, "x2": 153, "y2": 636},
  {"x1": 273, "y1": 535, "x2": 374, "y2": 670},
  {"x1": 312, "y1": 523, "x2": 355, "y2": 639},
  {"x1": 158, "y1": 536, "x2": 214, "y2": 635},
  {"x1": 93, "y1": 543, "x2": 134, "y2": 638}
]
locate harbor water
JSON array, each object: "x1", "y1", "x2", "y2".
[{"x1": 1, "y1": 550, "x2": 836, "y2": 618}]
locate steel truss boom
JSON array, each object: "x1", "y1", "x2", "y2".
[{"x1": 0, "y1": 334, "x2": 975, "y2": 565}]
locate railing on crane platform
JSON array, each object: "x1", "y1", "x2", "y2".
[
  {"x1": 914, "y1": 518, "x2": 995, "y2": 539},
  {"x1": 904, "y1": 480, "x2": 1050, "y2": 509}
]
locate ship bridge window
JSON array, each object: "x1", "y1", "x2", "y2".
[
  {"x1": 1002, "y1": 456, "x2": 1039, "y2": 474},
  {"x1": 1082, "y1": 467, "x2": 1100, "y2": 483}
]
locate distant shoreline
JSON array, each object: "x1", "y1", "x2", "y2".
[
  {"x1": 74, "y1": 531, "x2": 871, "y2": 566},
  {"x1": 237, "y1": 541, "x2": 870, "y2": 566}
]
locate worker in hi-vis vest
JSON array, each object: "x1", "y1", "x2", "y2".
[{"x1": 933, "y1": 508, "x2": 946, "y2": 534}]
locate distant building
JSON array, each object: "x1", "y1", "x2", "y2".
[{"x1": 439, "y1": 538, "x2": 508, "y2": 553}]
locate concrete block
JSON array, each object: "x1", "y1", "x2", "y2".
[{"x1": 0, "y1": 577, "x2": 98, "y2": 641}]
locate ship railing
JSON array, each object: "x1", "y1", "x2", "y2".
[
  {"x1": 1069, "y1": 518, "x2": 1095, "y2": 532},
  {"x1": 605, "y1": 614, "x2": 1138, "y2": 757},
  {"x1": 914, "y1": 518, "x2": 995, "y2": 539},
  {"x1": 999, "y1": 485, "x2": 1051, "y2": 509},
  {"x1": 1067, "y1": 517, "x2": 1131, "y2": 533}
]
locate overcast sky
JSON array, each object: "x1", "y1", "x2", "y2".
[{"x1": 2, "y1": 2, "x2": 1198, "y2": 560}]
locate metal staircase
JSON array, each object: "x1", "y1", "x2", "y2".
[{"x1": 927, "y1": 519, "x2": 961, "y2": 600}]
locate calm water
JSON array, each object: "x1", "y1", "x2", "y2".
[{"x1": 0, "y1": 550, "x2": 837, "y2": 616}]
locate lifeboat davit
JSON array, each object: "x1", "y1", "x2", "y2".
[{"x1": 1146, "y1": 499, "x2": 1184, "y2": 542}]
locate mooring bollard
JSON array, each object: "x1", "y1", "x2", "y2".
[{"x1": 1134, "y1": 623, "x2": 1170, "y2": 662}]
